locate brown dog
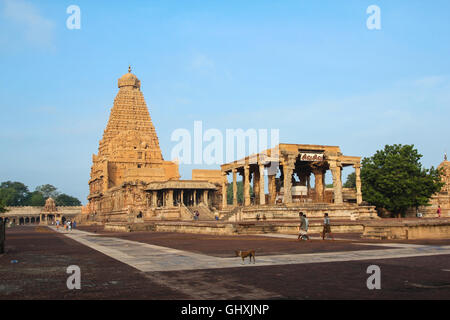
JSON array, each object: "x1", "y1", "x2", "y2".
[{"x1": 235, "y1": 250, "x2": 256, "y2": 264}]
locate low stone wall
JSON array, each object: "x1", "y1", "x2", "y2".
[
  {"x1": 362, "y1": 219, "x2": 450, "y2": 240},
  {"x1": 154, "y1": 222, "x2": 236, "y2": 235},
  {"x1": 104, "y1": 220, "x2": 365, "y2": 235},
  {"x1": 225, "y1": 204, "x2": 378, "y2": 222}
]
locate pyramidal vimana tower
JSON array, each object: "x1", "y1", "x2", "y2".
[{"x1": 86, "y1": 68, "x2": 220, "y2": 222}]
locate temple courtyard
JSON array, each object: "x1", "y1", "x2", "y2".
[{"x1": 1, "y1": 224, "x2": 449, "y2": 299}]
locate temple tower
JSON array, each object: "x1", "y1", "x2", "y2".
[{"x1": 88, "y1": 68, "x2": 179, "y2": 201}]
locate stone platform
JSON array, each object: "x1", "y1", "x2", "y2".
[
  {"x1": 363, "y1": 218, "x2": 450, "y2": 240},
  {"x1": 100, "y1": 217, "x2": 450, "y2": 241},
  {"x1": 102, "y1": 220, "x2": 366, "y2": 235},
  {"x1": 223, "y1": 203, "x2": 378, "y2": 222}
]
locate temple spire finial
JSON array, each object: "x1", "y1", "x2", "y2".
[
  {"x1": 128, "y1": 65, "x2": 131, "y2": 73},
  {"x1": 445, "y1": 152, "x2": 448, "y2": 161}
]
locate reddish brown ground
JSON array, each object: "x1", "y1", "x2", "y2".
[
  {"x1": 1, "y1": 226, "x2": 449, "y2": 300},
  {"x1": 0, "y1": 226, "x2": 187, "y2": 300}
]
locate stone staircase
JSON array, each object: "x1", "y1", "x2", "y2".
[
  {"x1": 195, "y1": 203, "x2": 216, "y2": 221},
  {"x1": 362, "y1": 226, "x2": 392, "y2": 240},
  {"x1": 155, "y1": 207, "x2": 182, "y2": 220},
  {"x1": 219, "y1": 207, "x2": 241, "y2": 222}
]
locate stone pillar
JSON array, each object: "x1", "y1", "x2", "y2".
[
  {"x1": 354, "y1": 164, "x2": 363, "y2": 205},
  {"x1": 152, "y1": 192, "x2": 158, "y2": 207},
  {"x1": 283, "y1": 155, "x2": 295, "y2": 204},
  {"x1": 193, "y1": 190, "x2": 197, "y2": 206},
  {"x1": 232, "y1": 168, "x2": 238, "y2": 206},
  {"x1": 330, "y1": 161, "x2": 343, "y2": 204},
  {"x1": 306, "y1": 174, "x2": 311, "y2": 195},
  {"x1": 244, "y1": 165, "x2": 251, "y2": 206},
  {"x1": 167, "y1": 190, "x2": 174, "y2": 207},
  {"x1": 313, "y1": 168, "x2": 325, "y2": 202},
  {"x1": 203, "y1": 190, "x2": 209, "y2": 206},
  {"x1": 268, "y1": 174, "x2": 276, "y2": 204},
  {"x1": 259, "y1": 163, "x2": 266, "y2": 205},
  {"x1": 253, "y1": 167, "x2": 260, "y2": 205},
  {"x1": 222, "y1": 173, "x2": 228, "y2": 209}
]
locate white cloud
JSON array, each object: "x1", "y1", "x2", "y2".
[{"x1": 0, "y1": 0, "x2": 55, "y2": 51}]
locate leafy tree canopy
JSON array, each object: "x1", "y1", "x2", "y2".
[
  {"x1": 344, "y1": 172, "x2": 356, "y2": 189},
  {"x1": 227, "y1": 181, "x2": 253, "y2": 205},
  {"x1": 55, "y1": 194, "x2": 82, "y2": 206},
  {"x1": 0, "y1": 181, "x2": 81, "y2": 207},
  {"x1": 0, "y1": 199, "x2": 7, "y2": 213},
  {"x1": 361, "y1": 144, "x2": 443, "y2": 216},
  {"x1": 0, "y1": 181, "x2": 30, "y2": 206},
  {"x1": 35, "y1": 184, "x2": 59, "y2": 199},
  {"x1": 28, "y1": 191, "x2": 46, "y2": 207}
]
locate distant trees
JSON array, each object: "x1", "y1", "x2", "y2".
[
  {"x1": 0, "y1": 199, "x2": 7, "y2": 213},
  {"x1": 35, "y1": 184, "x2": 59, "y2": 199},
  {"x1": 0, "y1": 181, "x2": 30, "y2": 206},
  {"x1": 28, "y1": 191, "x2": 46, "y2": 206},
  {"x1": 55, "y1": 194, "x2": 81, "y2": 206},
  {"x1": 226, "y1": 181, "x2": 253, "y2": 205},
  {"x1": 344, "y1": 172, "x2": 356, "y2": 189},
  {"x1": 361, "y1": 144, "x2": 443, "y2": 217},
  {"x1": 0, "y1": 181, "x2": 81, "y2": 207}
]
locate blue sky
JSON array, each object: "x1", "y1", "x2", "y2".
[{"x1": 1, "y1": 0, "x2": 449, "y2": 204}]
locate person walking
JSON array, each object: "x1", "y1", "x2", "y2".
[
  {"x1": 322, "y1": 213, "x2": 334, "y2": 240},
  {"x1": 297, "y1": 212, "x2": 309, "y2": 240},
  {"x1": 437, "y1": 205, "x2": 442, "y2": 218}
]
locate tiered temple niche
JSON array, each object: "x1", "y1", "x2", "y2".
[
  {"x1": 85, "y1": 68, "x2": 221, "y2": 223},
  {"x1": 220, "y1": 144, "x2": 377, "y2": 220}
]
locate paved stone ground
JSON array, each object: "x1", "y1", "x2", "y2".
[{"x1": 1, "y1": 226, "x2": 449, "y2": 299}]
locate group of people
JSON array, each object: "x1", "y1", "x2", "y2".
[
  {"x1": 56, "y1": 219, "x2": 76, "y2": 231},
  {"x1": 297, "y1": 212, "x2": 333, "y2": 241}
]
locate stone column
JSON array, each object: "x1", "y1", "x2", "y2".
[
  {"x1": 193, "y1": 190, "x2": 197, "y2": 206},
  {"x1": 268, "y1": 174, "x2": 276, "y2": 204},
  {"x1": 306, "y1": 174, "x2": 311, "y2": 195},
  {"x1": 354, "y1": 164, "x2": 363, "y2": 205},
  {"x1": 330, "y1": 161, "x2": 343, "y2": 204},
  {"x1": 167, "y1": 190, "x2": 174, "y2": 207},
  {"x1": 244, "y1": 164, "x2": 251, "y2": 206},
  {"x1": 222, "y1": 173, "x2": 228, "y2": 209},
  {"x1": 232, "y1": 168, "x2": 238, "y2": 206},
  {"x1": 313, "y1": 168, "x2": 325, "y2": 202},
  {"x1": 152, "y1": 191, "x2": 158, "y2": 207},
  {"x1": 283, "y1": 155, "x2": 295, "y2": 204},
  {"x1": 203, "y1": 190, "x2": 209, "y2": 206},
  {"x1": 259, "y1": 163, "x2": 266, "y2": 205},
  {"x1": 253, "y1": 167, "x2": 260, "y2": 204}
]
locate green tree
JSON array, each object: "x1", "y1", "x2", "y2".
[
  {"x1": 35, "y1": 184, "x2": 59, "y2": 199},
  {"x1": 361, "y1": 144, "x2": 443, "y2": 217},
  {"x1": 28, "y1": 191, "x2": 46, "y2": 206},
  {"x1": 0, "y1": 199, "x2": 7, "y2": 213},
  {"x1": 0, "y1": 181, "x2": 31, "y2": 206},
  {"x1": 55, "y1": 194, "x2": 81, "y2": 206},
  {"x1": 226, "y1": 181, "x2": 253, "y2": 205},
  {"x1": 344, "y1": 172, "x2": 356, "y2": 189}
]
